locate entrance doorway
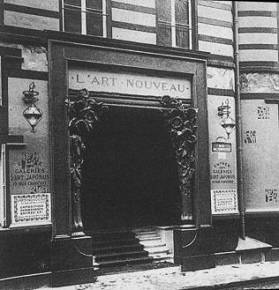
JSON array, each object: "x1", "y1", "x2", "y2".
[{"x1": 81, "y1": 106, "x2": 181, "y2": 230}]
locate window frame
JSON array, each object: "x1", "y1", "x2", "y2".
[
  {"x1": 62, "y1": 0, "x2": 109, "y2": 37},
  {"x1": 156, "y1": 0, "x2": 194, "y2": 50}
]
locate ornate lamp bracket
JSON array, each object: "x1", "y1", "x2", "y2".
[
  {"x1": 160, "y1": 95, "x2": 198, "y2": 221},
  {"x1": 65, "y1": 89, "x2": 108, "y2": 236}
]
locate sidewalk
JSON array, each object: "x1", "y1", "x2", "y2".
[{"x1": 39, "y1": 261, "x2": 279, "y2": 290}]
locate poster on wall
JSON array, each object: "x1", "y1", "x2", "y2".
[
  {"x1": 242, "y1": 100, "x2": 279, "y2": 212},
  {"x1": 8, "y1": 78, "x2": 51, "y2": 226},
  {"x1": 11, "y1": 193, "x2": 51, "y2": 227},
  {"x1": 208, "y1": 96, "x2": 239, "y2": 215}
]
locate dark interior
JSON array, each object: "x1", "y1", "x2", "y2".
[{"x1": 81, "y1": 106, "x2": 181, "y2": 230}]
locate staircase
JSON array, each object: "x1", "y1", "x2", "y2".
[
  {"x1": 133, "y1": 227, "x2": 173, "y2": 263},
  {"x1": 90, "y1": 227, "x2": 173, "y2": 271},
  {"x1": 91, "y1": 230, "x2": 153, "y2": 270}
]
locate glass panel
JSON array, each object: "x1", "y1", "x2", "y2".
[
  {"x1": 157, "y1": 23, "x2": 172, "y2": 46},
  {"x1": 157, "y1": 0, "x2": 172, "y2": 46},
  {"x1": 86, "y1": 10, "x2": 103, "y2": 35},
  {"x1": 65, "y1": 0, "x2": 81, "y2": 6},
  {"x1": 64, "y1": 6, "x2": 82, "y2": 33},
  {"x1": 176, "y1": 25, "x2": 189, "y2": 48},
  {"x1": 157, "y1": 0, "x2": 171, "y2": 22},
  {"x1": 86, "y1": 0, "x2": 102, "y2": 10},
  {"x1": 175, "y1": 0, "x2": 189, "y2": 25},
  {"x1": 175, "y1": 0, "x2": 189, "y2": 48}
]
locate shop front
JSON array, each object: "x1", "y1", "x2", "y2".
[{"x1": 48, "y1": 37, "x2": 210, "y2": 285}]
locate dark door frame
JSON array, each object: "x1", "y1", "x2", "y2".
[{"x1": 48, "y1": 37, "x2": 211, "y2": 241}]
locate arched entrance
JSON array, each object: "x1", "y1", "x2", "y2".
[
  {"x1": 66, "y1": 90, "x2": 197, "y2": 235},
  {"x1": 81, "y1": 106, "x2": 181, "y2": 230}
]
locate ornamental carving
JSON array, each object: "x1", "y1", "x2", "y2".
[
  {"x1": 240, "y1": 73, "x2": 279, "y2": 93},
  {"x1": 65, "y1": 89, "x2": 108, "y2": 236},
  {"x1": 160, "y1": 95, "x2": 198, "y2": 221}
]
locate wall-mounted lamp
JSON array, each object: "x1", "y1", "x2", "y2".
[
  {"x1": 218, "y1": 99, "x2": 235, "y2": 139},
  {"x1": 22, "y1": 82, "x2": 39, "y2": 104},
  {"x1": 22, "y1": 82, "x2": 42, "y2": 133}
]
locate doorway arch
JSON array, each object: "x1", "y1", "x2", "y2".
[
  {"x1": 82, "y1": 105, "x2": 181, "y2": 230},
  {"x1": 66, "y1": 90, "x2": 198, "y2": 234}
]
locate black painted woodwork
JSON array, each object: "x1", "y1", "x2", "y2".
[{"x1": 0, "y1": 229, "x2": 51, "y2": 279}]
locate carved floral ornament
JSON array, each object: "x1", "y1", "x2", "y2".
[
  {"x1": 240, "y1": 73, "x2": 279, "y2": 93},
  {"x1": 65, "y1": 88, "x2": 108, "y2": 235},
  {"x1": 65, "y1": 90, "x2": 198, "y2": 235},
  {"x1": 160, "y1": 95, "x2": 198, "y2": 220}
]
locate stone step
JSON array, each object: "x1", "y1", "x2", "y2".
[
  {"x1": 136, "y1": 232, "x2": 159, "y2": 236},
  {"x1": 93, "y1": 238, "x2": 140, "y2": 248},
  {"x1": 96, "y1": 256, "x2": 154, "y2": 268},
  {"x1": 146, "y1": 246, "x2": 169, "y2": 254},
  {"x1": 139, "y1": 240, "x2": 166, "y2": 248},
  {"x1": 152, "y1": 253, "x2": 173, "y2": 263},
  {"x1": 133, "y1": 227, "x2": 157, "y2": 232},
  {"x1": 96, "y1": 250, "x2": 149, "y2": 262},
  {"x1": 136, "y1": 234, "x2": 159, "y2": 240},
  {"x1": 90, "y1": 231, "x2": 136, "y2": 242},
  {"x1": 136, "y1": 236, "x2": 161, "y2": 242},
  {"x1": 93, "y1": 243, "x2": 144, "y2": 255}
]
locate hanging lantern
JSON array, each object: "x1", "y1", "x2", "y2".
[
  {"x1": 23, "y1": 104, "x2": 43, "y2": 133},
  {"x1": 22, "y1": 82, "x2": 43, "y2": 133},
  {"x1": 220, "y1": 116, "x2": 235, "y2": 139},
  {"x1": 217, "y1": 98, "x2": 235, "y2": 139}
]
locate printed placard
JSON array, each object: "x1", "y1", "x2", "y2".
[
  {"x1": 212, "y1": 142, "x2": 232, "y2": 153},
  {"x1": 211, "y1": 189, "x2": 238, "y2": 214},
  {"x1": 11, "y1": 193, "x2": 51, "y2": 227}
]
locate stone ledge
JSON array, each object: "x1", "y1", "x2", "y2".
[
  {"x1": 235, "y1": 237, "x2": 272, "y2": 252},
  {"x1": 214, "y1": 251, "x2": 240, "y2": 266},
  {"x1": 181, "y1": 254, "x2": 215, "y2": 271}
]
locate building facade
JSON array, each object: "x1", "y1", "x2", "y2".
[{"x1": 0, "y1": 0, "x2": 279, "y2": 288}]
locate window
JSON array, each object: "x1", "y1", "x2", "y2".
[
  {"x1": 157, "y1": 0, "x2": 192, "y2": 49},
  {"x1": 63, "y1": 0, "x2": 107, "y2": 37}
]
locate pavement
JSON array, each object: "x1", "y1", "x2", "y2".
[{"x1": 39, "y1": 261, "x2": 279, "y2": 290}]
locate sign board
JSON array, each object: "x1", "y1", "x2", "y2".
[
  {"x1": 68, "y1": 67, "x2": 191, "y2": 99},
  {"x1": 212, "y1": 142, "x2": 232, "y2": 153},
  {"x1": 207, "y1": 96, "x2": 239, "y2": 215},
  {"x1": 242, "y1": 100, "x2": 279, "y2": 212},
  {"x1": 11, "y1": 193, "x2": 51, "y2": 227}
]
